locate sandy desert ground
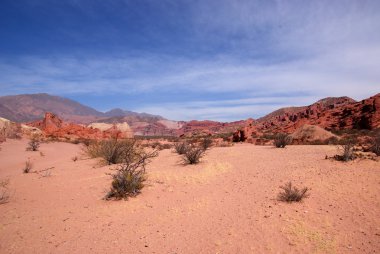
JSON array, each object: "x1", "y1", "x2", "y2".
[{"x1": 0, "y1": 139, "x2": 379, "y2": 253}]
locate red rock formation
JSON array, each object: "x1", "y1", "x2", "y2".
[
  {"x1": 179, "y1": 119, "x2": 249, "y2": 137},
  {"x1": 28, "y1": 112, "x2": 133, "y2": 140},
  {"x1": 255, "y1": 94, "x2": 380, "y2": 133}
]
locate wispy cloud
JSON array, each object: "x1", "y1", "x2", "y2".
[{"x1": 0, "y1": 0, "x2": 379, "y2": 121}]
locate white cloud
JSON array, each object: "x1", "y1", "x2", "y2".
[{"x1": 0, "y1": 0, "x2": 379, "y2": 121}]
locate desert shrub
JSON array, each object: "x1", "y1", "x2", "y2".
[
  {"x1": 182, "y1": 145, "x2": 205, "y2": 165},
  {"x1": 79, "y1": 138, "x2": 91, "y2": 146},
  {"x1": 71, "y1": 139, "x2": 80, "y2": 144},
  {"x1": 0, "y1": 179, "x2": 10, "y2": 205},
  {"x1": 335, "y1": 139, "x2": 356, "y2": 161},
  {"x1": 150, "y1": 142, "x2": 172, "y2": 150},
  {"x1": 160, "y1": 143, "x2": 172, "y2": 150},
  {"x1": 27, "y1": 135, "x2": 40, "y2": 151},
  {"x1": 370, "y1": 135, "x2": 380, "y2": 156},
  {"x1": 327, "y1": 136, "x2": 339, "y2": 145},
  {"x1": 274, "y1": 133, "x2": 292, "y2": 148},
  {"x1": 85, "y1": 138, "x2": 140, "y2": 165},
  {"x1": 200, "y1": 137, "x2": 213, "y2": 150},
  {"x1": 278, "y1": 182, "x2": 310, "y2": 203},
  {"x1": 72, "y1": 156, "x2": 78, "y2": 162},
  {"x1": 23, "y1": 160, "x2": 33, "y2": 173},
  {"x1": 104, "y1": 150, "x2": 158, "y2": 200},
  {"x1": 216, "y1": 141, "x2": 233, "y2": 147},
  {"x1": 262, "y1": 133, "x2": 276, "y2": 140},
  {"x1": 174, "y1": 142, "x2": 189, "y2": 155},
  {"x1": 150, "y1": 141, "x2": 161, "y2": 149}
]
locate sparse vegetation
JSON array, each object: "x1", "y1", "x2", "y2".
[
  {"x1": 174, "y1": 142, "x2": 189, "y2": 155},
  {"x1": 370, "y1": 135, "x2": 380, "y2": 156},
  {"x1": 334, "y1": 139, "x2": 356, "y2": 161},
  {"x1": 27, "y1": 135, "x2": 41, "y2": 151},
  {"x1": 38, "y1": 169, "x2": 52, "y2": 178},
  {"x1": 23, "y1": 160, "x2": 33, "y2": 173},
  {"x1": 85, "y1": 138, "x2": 140, "y2": 165},
  {"x1": 72, "y1": 156, "x2": 78, "y2": 162},
  {"x1": 104, "y1": 150, "x2": 158, "y2": 200},
  {"x1": 182, "y1": 145, "x2": 206, "y2": 164},
  {"x1": 150, "y1": 141, "x2": 172, "y2": 150},
  {"x1": 200, "y1": 137, "x2": 213, "y2": 150},
  {"x1": 278, "y1": 182, "x2": 310, "y2": 203},
  {"x1": 274, "y1": 133, "x2": 292, "y2": 148},
  {"x1": 0, "y1": 179, "x2": 10, "y2": 205}
]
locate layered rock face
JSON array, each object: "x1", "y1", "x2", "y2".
[
  {"x1": 28, "y1": 113, "x2": 133, "y2": 140},
  {"x1": 255, "y1": 94, "x2": 380, "y2": 133},
  {"x1": 179, "y1": 119, "x2": 249, "y2": 137}
]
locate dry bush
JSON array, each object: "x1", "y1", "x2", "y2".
[
  {"x1": 174, "y1": 142, "x2": 189, "y2": 155},
  {"x1": 371, "y1": 135, "x2": 380, "y2": 156},
  {"x1": 274, "y1": 133, "x2": 292, "y2": 148},
  {"x1": 85, "y1": 138, "x2": 140, "y2": 165},
  {"x1": 150, "y1": 142, "x2": 172, "y2": 150},
  {"x1": 104, "y1": 150, "x2": 158, "y2": 200},
  {"x1": 278, "y1": 182, "x2": 310, "y2": 203},
  {"x1": 160, "y1": 143, "x2": 172, "y2": 150},
  {"x1": 182, "y1": 145, "x2": 205, "y2": 165},
  {"x1": 26, "y1": 135, "x2": 40, "y2": 151},
  {"x1": 23, "y1": 160, "x2": 33, "y2": 173},
  {"x1": 72, "y1": 156, "x2": 78, "y2": 162},
  {"x1": 216, "y1": 141, "x2": 233, "y2": 147},
  {"x1": 0, "y1": 179, "x2": 10, "y2": 205},
  {"x1": 335, "y1": 139, "x2": 356, "y2": 161},
  {"x1": 39, "y1": 169, "x2": 52, "y2": 178},
  {"x1": 200, "y1": 137, "x2": 213, "y2": 150}
]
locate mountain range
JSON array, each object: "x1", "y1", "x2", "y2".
[{"x1": 0, "y1": 92, "x2": 379, "y2": 137}]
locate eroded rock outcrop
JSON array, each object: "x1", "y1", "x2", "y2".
[
  {"x1": 28, "y1": 112, "x2": 133, "y2": 140},
  {"x1": 256, "y1": 93, "x2": 380, "y2": 133}
]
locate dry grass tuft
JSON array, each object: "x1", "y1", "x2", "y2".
[
  {"x1": 278, "y1": 182, "x2": 310, "y2": 202},
  {"x1": 85, "y1": 138, "x2": 140, "y2": 165},
  {"x1": 23, "y1": 160, "x2": 33, "y2": 173},
  {"x1": 0, "y1": 179, "x2": 10, "y2": 204}
]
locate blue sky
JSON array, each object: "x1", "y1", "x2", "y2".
[{"x1": 0, "y1": 0, "x2": 379, "y2": 121}]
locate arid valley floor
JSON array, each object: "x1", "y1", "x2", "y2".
[{"x1": 0, "y1": 139, "x2": 379, "y2": 253}]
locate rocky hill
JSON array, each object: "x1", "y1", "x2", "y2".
[
  {"x1": 2, "y1": 92, "x2": 379, "y2": 138},
  {"x1": 255, "y1": 94, "x2": 379, "y2": 133},
  {"x1": 0, "y1": 93, "x2": 103, "y2": 123}
]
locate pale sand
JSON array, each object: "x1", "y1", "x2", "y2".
[{"x1": 0, "y1": 139, "x2": 379, "y2": 253}]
